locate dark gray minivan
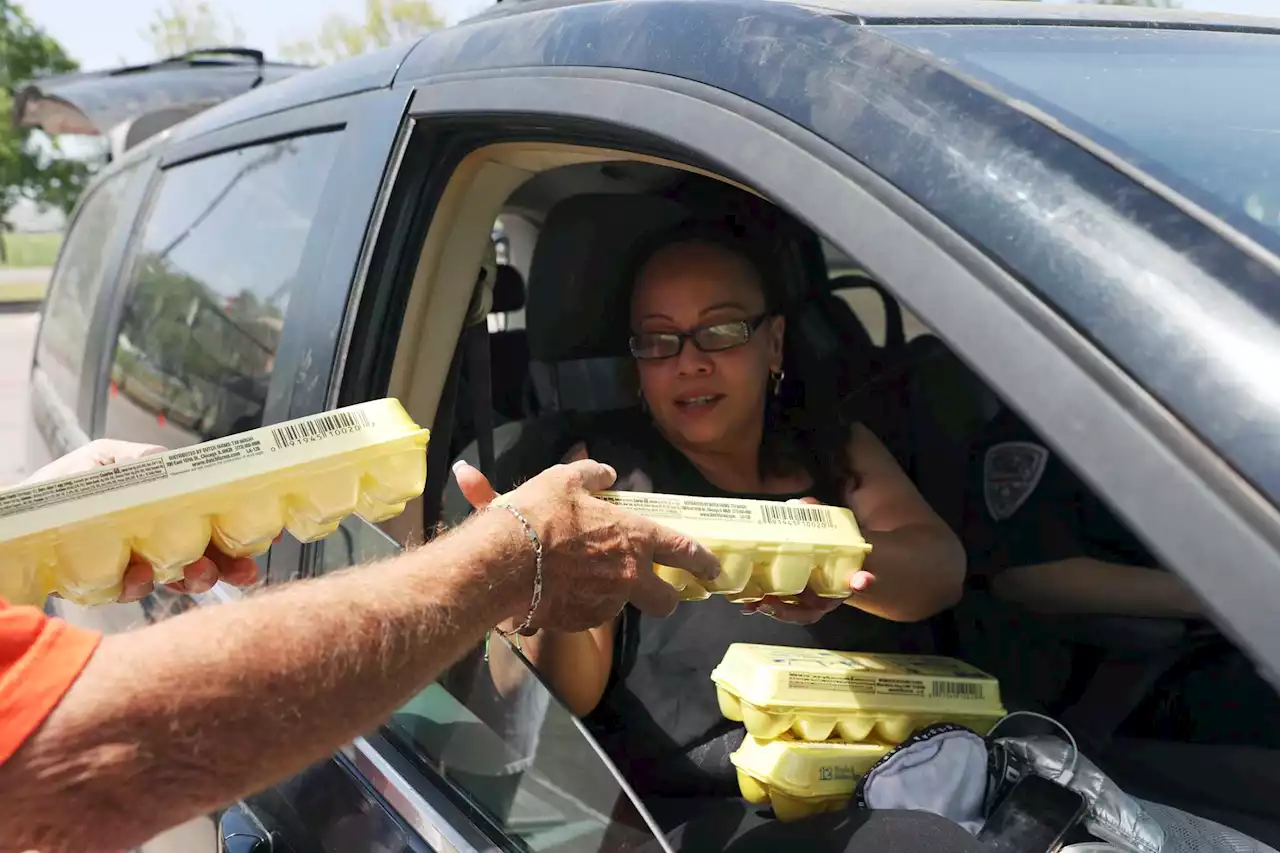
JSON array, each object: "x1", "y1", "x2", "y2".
[{"x1": 21, "y1": 1, "x2": 1280, "y2": 850}]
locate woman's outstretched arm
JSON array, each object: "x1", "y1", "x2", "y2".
[{"x1": 841, "y1": 424, "x2": 967, "y2": 622}]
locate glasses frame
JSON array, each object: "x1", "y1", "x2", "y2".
[{"x1": 629, "y1": 313, "x2": 773, "y2": 360}]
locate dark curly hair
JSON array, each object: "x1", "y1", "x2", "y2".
[{"x1": 623, "y1": 219, "x2": 855, "y2": 498}]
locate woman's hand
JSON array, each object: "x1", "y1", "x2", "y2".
[
  {"x1": 23, "y1": 439, "x2": 262, "y2": 603},
  {"x1": 742, "y1": 497, "x2": 875, "y2": 625}
]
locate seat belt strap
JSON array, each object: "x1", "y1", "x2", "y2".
[
  {"x1": 421, "y1": 335, "x2": 466, "y2": 539},
  {"x1": 466, "y1": 321, "x2": 496, "y2": 479}
]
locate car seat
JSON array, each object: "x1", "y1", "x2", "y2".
[
  {"x1": 523, "y1": 193, "x2": 689, "y2": 413},
  {"x1": 435, "y1": 183, "x2": 888, "y2": 528},
  {"x1": 437, "y1": 193, "x2": 692, "y2": 527}
]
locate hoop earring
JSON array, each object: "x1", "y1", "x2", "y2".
[{"x1": 770, "y1": 368, "x2": 785, "y2": 397}]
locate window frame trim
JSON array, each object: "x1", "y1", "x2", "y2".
[{"x1": 159, "y1": 94, "x2": 353, "y2": 169}]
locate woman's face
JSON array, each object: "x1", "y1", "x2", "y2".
[{"x1": 630, "y1": 240, "x2": 785, "y2": 452}]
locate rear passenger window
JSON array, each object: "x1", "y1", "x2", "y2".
[
  {"x1": 37, "y1": 159, "x2": 151, "y2": 414},
  {"x1": 105, "y1": 132, "x2": 342, "y2": 448}
]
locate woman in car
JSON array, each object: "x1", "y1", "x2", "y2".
[{"x1": 464, "y1": 220, "x2": 966, "y2": 800}]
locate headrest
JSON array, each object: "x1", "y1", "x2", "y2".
[
  {"x1": 525, "y1": 193, "x2": 690, "y2": 363},
  {"x1": 491, "y1": 264, "x2": 525, "y2": 314},
  {"x1": 464, "y1": 238, "x2": 499, "y2": 326}
]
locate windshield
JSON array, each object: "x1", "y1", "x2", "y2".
[{"x1": 870, "y1": 25, "x2": 1280, "y2": 258}]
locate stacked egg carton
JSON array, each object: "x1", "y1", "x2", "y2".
[
  {"x1": 594, "y1": 491, "x2": 874, "y2": 603},
  {"x1": 711, "y1": 643, "x2": 1007, "y2": 821},
  {"x1": 0, "y1": 399, "x2": 429, "y2": 606}
]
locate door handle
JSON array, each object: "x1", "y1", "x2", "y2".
[{"x1": 218, "y1": 803, "x2": 274, "y2": 853}]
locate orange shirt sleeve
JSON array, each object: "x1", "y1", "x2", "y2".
[{"x1": 0, "y1": 598, "x2": 101, "y2": 766}]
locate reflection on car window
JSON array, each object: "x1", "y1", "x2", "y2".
[
  {"x1": 320, "y1": 516, "x2": 662, "y2": 853},
  {"x1": 105, "y1": 131, "x2": 341, "y2": 449},
  {"x1": 873, "y1": 26, "x2": 1280, "y2": 257},
  {"x1": 37, "y1": 159, "x2": 151, "y2": 414}
]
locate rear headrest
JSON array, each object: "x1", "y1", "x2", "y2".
[
  {"x1": 491, "y1": 264, "x2": 525, "y2": 314},
  {"x1": 526, "y1": 193, "x2": 691, "y2": 363}
]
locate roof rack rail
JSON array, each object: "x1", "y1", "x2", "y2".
[
  {"x1": 110, "y1": 47, "x2": 269, "y2": 78},
  {"x1": 167, "y1": 47, "x2": 266, "y2": 66}
]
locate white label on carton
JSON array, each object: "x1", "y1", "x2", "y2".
[
  {"x1": 786, "y1": 672, "x2": 988, "y2": 702},
  {"x1": 0, "y1": 409, "x2": 375, "y2": 519},
  {"x1": 599, "y1": 492, "x2": 836, "y2": 530},
  {"x1": 269, "y1": 408, "x2": 373, "y2": 450},
  {"x1": 930, "y1": 680, "x2": 987, "y2": 702}
]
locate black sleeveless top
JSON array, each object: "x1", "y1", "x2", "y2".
[{"x1": 493, "y1": 409, "x2": 936, "y2": 799}]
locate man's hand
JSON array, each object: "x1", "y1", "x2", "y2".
[
  {"x1": 741, "y1": 497, "x2": 875, "y2": 625},
  {"x1": 455, "y1": 459, "x2": 720, "y2": 632},
  {"x1": 21, "y1": 439, "x2": 261, "y2": 602},
  {"x1": 22, "y1": 439, "x2": 168, "y2": 486}
]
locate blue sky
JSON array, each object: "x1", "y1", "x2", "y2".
[{"x1": 26, "y1": 0, "x2": 1280, "y2": 71}]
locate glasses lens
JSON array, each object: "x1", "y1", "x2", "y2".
[
  {"x1": 695, "y1": 321, "x2": 751, "y2": 352},
  {"x1": 630, "y1": 333, "x2": 681, "y2": 359}
]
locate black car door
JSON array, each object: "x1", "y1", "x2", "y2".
[{"x1": 282, "y1": 15, "x2": 1280, "y2": 848}]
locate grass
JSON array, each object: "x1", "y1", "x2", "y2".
[
  {"x1": 1, "y1": 232, "x2": 61, "y2": 268},
  {"x1": 0, "y1": 280, "x2": 47, "y2": 303}
]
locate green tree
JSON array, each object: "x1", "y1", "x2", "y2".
[
  {"x1": 142, "y1": 0, "x2": 245, "y2": 59},
  {"x1": 281, "y1": 0, "x2": 443, "y2": 66},
  {"x1": 0, "y1": 1, "x2": 92, "y2": 253}
]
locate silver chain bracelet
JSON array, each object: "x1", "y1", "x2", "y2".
[{"x1": 495, "y1": 503, "x2": 543, "y2": 637}]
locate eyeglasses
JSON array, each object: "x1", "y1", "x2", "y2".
[{"x1": 629, "y1": 313, "x2": 771, "y2": 360}]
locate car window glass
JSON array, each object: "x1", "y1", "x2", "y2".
[
  {"x1": 822, "y1": 239, "x2": 929, "y2": 345},
  {"x1": 104, "y1": 131, "x2": 341, "y2": 449},
  {"x1": 319, "y1": 517, "x2": 663, "y2": 853},
  {"x1": 873, "y1": 25, "x2": 1280, "y2": 259},
  {"x1": 36, "y1": 159, "x2": 151, "y2": 415}
]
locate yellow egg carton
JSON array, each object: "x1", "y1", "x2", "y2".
[
  {"x1": 594, "y1": 491, "x2": 872, "y2": 602},
  {"x1": 712, "y1": 644, "x2": 1007, "y2": 743},
  {"x1": 0, "y1": 398, "x2": 429, "y2": 607},
  {"x1": 731, "y1": 734, "x2": 891, "y2": 821}
]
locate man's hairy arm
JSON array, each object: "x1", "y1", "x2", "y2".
[{"x1": 0, "y1": 509, "x2": 532, "y2": 853}]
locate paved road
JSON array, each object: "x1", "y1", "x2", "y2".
[{"x1": 0, "y1": 310, "x2": 38, "y2": 485}]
